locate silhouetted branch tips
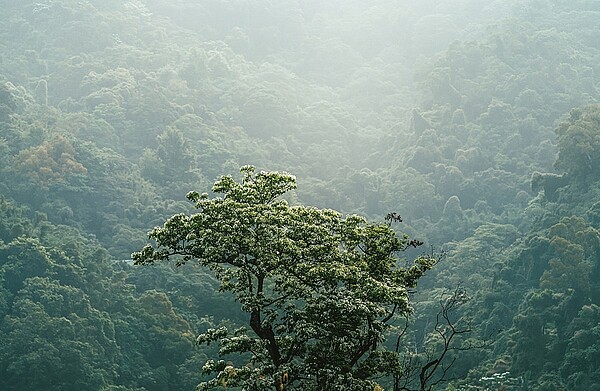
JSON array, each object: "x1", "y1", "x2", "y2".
[
  {"x1": 394, "y1": 285, "x2": 492, "y2": 391},
  {"x1": 385, "y1": 212, "x2": 403, "y2": 223},
  {"x1": 408, "y1": 239, "x2": 424, "y2": 248}
]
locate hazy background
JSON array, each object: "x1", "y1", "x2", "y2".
[{"x1": 0, "y1": 0, "x2": 599, "y2": 389}]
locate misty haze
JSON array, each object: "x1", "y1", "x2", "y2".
[{"x1": 0, "y1": 1, "x2": 599, "y2": 390}]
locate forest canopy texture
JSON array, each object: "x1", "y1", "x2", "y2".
[{"x1": 0, "y1": 0, "x2": 599, "y2": 390}]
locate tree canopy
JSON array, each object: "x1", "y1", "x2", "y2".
[
  {"x1": 0, "y1": 0, "x2": 599, "y2": 389},
  {"x1": 133, "y1": 166, "x2": 436, "y2": 390}
]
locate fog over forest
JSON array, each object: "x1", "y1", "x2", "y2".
[{"x1": 0, "y1": 0, "x2": 599, "y2": 390}]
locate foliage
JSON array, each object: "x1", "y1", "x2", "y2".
[
  {"x1": 554, "y1": 105, "x2": 600, "y2": 181},
  {"x1": 133, "y1": 166, "x2": 436, "y2": 390},
  {"x1": 0, "y1": 0, "x2": 598, "y2": 389}
]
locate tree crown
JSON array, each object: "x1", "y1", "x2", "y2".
[{"x1": 133, "y1": 166, "x2": 435, "y2": 390}]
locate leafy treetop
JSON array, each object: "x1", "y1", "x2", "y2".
[
  {"x1": 133, "y1": 165, "x2": 436, "y2": 391},
  {"x1": 555, "y1": 105, "x2": 600, "y2": 181}
]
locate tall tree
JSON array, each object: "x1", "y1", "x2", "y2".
[
  {"x1": 555, "y1": 105, "x2": 600, "y2": 181},
  {"x1": 133, "y1": 166, "x2": 436, "y2": 390}
]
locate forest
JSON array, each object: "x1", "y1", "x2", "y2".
[{"x1": 0, "y1": 0, "x2": 599, "y2": 389}]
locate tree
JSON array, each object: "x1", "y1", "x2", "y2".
[
  {"x1": 133, "y1": 166, "x2": 436, "y2": 391},
  {"x1": 394, "y1": 286, "x2": 483, "y2": 391},
  {"x1": 0, "y1": 276, "x2": 120, "y2": 391},
  {"x1": 554, "y1": 105, "x2": 600, "y2": 181}
]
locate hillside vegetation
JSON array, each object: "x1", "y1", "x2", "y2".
[{"x1": 0, "y1": 0, "x2": 599, "y2": 389}]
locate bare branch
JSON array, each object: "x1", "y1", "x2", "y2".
[{"x1": 394, "y1": 285, "x2": 492, "y2": 391}]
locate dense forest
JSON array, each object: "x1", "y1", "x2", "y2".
[{"x1": 0, "y1": 0, "x2": 599, "y2": 389}]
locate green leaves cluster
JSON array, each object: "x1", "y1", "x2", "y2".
[
  {"x1": 555, "y1": 105, "x2": 600, "y2": 181},
  {"x1": 0, "y1": 0, "x2": 599, "y2": 389},
  {"x1": 133, "y1": 166, "x2": 435, "y2": 390}
]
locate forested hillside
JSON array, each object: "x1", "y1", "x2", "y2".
[{"x1": 0, "y1": 0, "x2": 599, "y2": 389}]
